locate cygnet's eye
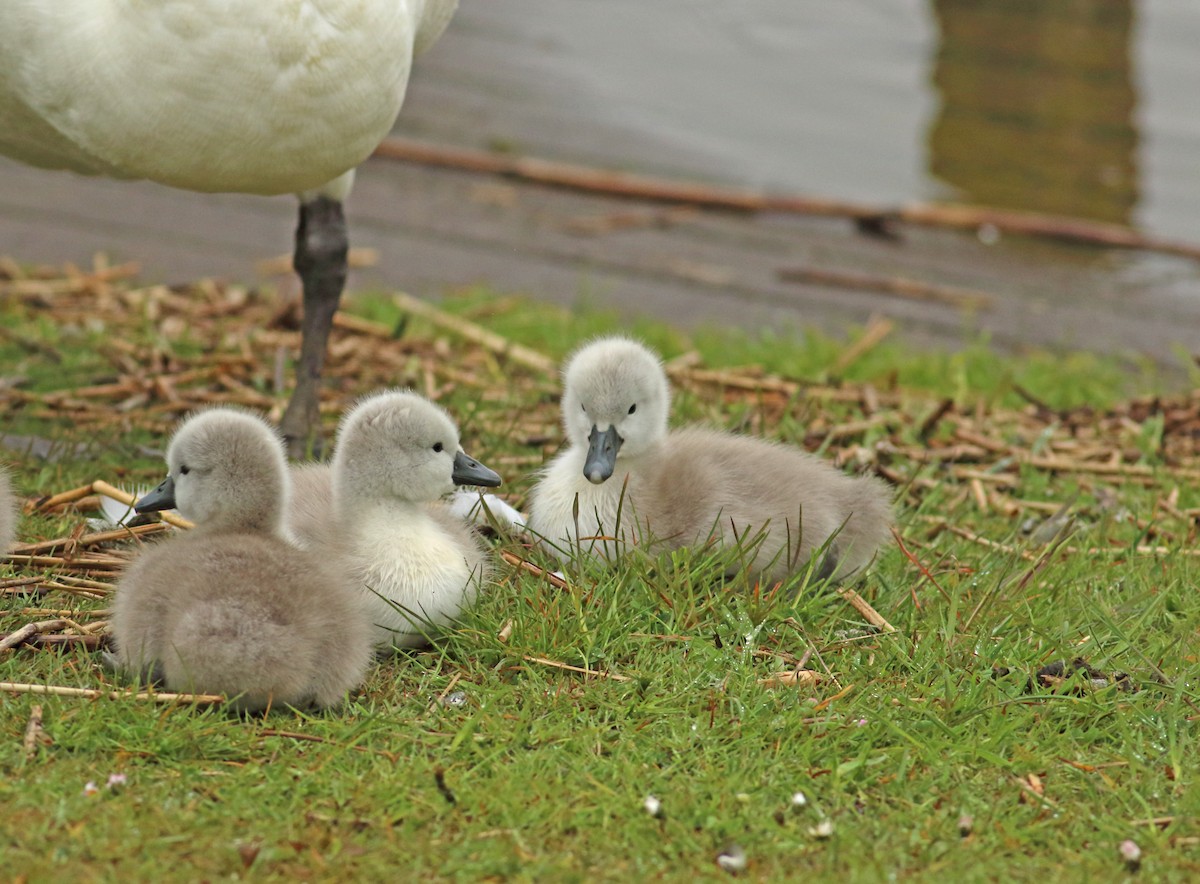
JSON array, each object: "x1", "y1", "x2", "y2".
[
  {"x1": 628, "y1": 403, "x2": 637, "y2": 415},
  {"x1": 433, "y1": 442, "x2": 444, "y2": 453},
  {"x1": 179, "y1": 465, "x2": 191, "y2": 476}
]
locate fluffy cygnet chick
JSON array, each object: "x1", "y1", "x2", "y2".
[
  {"x1": 0, "y1": 467, "x2": 16, "y2": 553},
  {"x1": 110, "y1": 409, "x2": 373, "y2": 712},
  {"x1": 286, "y1": 390, "x2": 502, "y2": 650},
  {"x1": 527, "y1": 337, "x2": 894, "y2": 583}
]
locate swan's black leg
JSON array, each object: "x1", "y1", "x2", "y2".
[{"x1": 280, "y1": 196, "x2": 348, "y2": 459}]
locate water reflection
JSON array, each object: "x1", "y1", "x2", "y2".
[
  {"x1": 418, "y1": 1, "x2": 1197, "y2": 237},
  {"x1": 929, "y1": 0, "x2": 1138, "y2": 224}
]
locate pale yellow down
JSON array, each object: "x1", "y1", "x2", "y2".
[{"x1": 286, "y1": 391, "x2": 493, "y2": 650}]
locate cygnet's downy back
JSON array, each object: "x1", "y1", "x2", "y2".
[
  {"x1": 529, "y1": 336, "x2": 894, "y2": 583},
  {"x1": 111, "y1": 408, "x2": 373, "y2": 712}
]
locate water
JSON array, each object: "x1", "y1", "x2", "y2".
[{"x1": 413, "y1": 0, "x2": 1199, "y2": 241}]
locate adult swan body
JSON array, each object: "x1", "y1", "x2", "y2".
[{"x1": 0, "y1": 0, "x2": 458, "y2": 454}]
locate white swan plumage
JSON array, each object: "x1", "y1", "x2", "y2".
[{"x1": 0, "y1": 0, "x2": 458, "y2": 451}]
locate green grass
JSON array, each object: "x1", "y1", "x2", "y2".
[{"x1": 2, "y1": 283, "x2": 1199, "y2": 880}]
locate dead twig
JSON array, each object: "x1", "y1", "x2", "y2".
[
  {"x1": 392, "y1": 292, "x2": 557, "y2": 376},
  {"x1": 811, "y1": 683, "x2": 856, "y2": 712},
  {"x1": 499, "y1": 550, "x2": 569, "y2": 590},
  {"x1": 0, "y1": 682, "x2": 223, "y2": 705},
  {"x1": 0, "y1": 261, "x2": 141, "y2": 297},
  {"x1": 372, "y1": 135, "x2": 1200, "y2": 261},
  {"x1": 92, "y1": 480, "x2": 195, "y2": 529},
  {"x1": 11, "y1": 522, "x2": 171, "y2": 556},
  {"x1": 892, "y1": 528, "x2": 953, "y2": 607},
  {"x1": 830, "y1": 316, "x2": 895, "y2": 376},
  {"x1": 23, "y1": 634, "x2": 107, "y2": 651},
  {"x1": 780, "y1": 266, "x2": 994, "y2": 310},
  {"x1": 759, "y1": 669, "x2": 823, "y2": 688},
  {"x1": 23, "y1": 704, "x2": 48, "y2": 759},
  {"x1": 522, "y1": 655, "x2": 631, "y2": 682},
  {"x1": 0, "y1": 619, "x2": 69, "y2": 652},
  {"x1": 836, "y1": 588, "x2": 896, "y2": 634},
  {"x1": 31, "y1": 484, "x2": 95, "y2": 513}
]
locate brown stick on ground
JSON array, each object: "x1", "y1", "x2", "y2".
[
  {"x1": 23, "y1": 704, "x2": 46, "y2": 759},
  {"x1": 830, "y1": 316, "x2": 895, "y2": 376},
  {"x1": 836, "y1": 588, "x2": 896, "y2": 634},
  {"x1": 522, "y1": 655, "x2": 631, "y2": 682},
  {"x1": 759, "y1": 669, "x2": 823, "y2": 688},
  {"x1": 11, "y1": 522, "x2": 170, "y2": 556},
  {"x1": 92, "y1": 480, "x2": 195, "y2": 529},
  {"x1": 4, "y1": 555, "x2": 128, "y2": 573},
  {"x1": 24, "y1": 634, "x2": 107, "y2": 650},
  {"x1": 0, "y1": 682, "x2": 224, "y2": 705},
  {"x1": 897, "y1": 203, "x2": 1200, "y2": 261},
  {"x1": 392, "y1": 292, "x2": 558, "y2": 377},
  {"x1": 1020, "y1": 456, "x2": 1200, "y2": 482},
  {"x1": 31, "y1": 484, "x2": 95, "y2": 513},
  {"x1": 0, "y1": 619, "x2": 69, "y2": 652},
  {"x1": 499, "y1": 550, "x2": 570, "y2": 590},
  {"x1": 0, "y1": 576, "x2": 43, "y2": 591},
  {"x1": 0, "y1": 261, "x2": 141, "y2": 297},
  {"x1": 371, "y1": 136, "x2": 1200, "y2": 261},
  {"x1": 780, "y1": 266, "x2": 994, "y2": 311}
]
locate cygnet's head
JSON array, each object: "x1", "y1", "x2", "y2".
[
  {"x1": 561, "y1": 336, "x2": 671, "y2": 484},
  {"x1": 136, "y1": 408, "x2": 288, "y2": 534},
  {"x1": 332, "y1": 390, "x2": 501, "y2": 504}
]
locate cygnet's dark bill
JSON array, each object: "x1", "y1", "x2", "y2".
[
  {"x1": 135, "y1": 476, "x2": 177, "y2": 513},
  {"x1": 584, "y1": 424, "x2": 623, "y2": 485},
  {"x1": 452, "y1": 451, "x2": 503, "y2": 488}
]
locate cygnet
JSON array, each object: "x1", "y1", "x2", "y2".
[
  {"x1": 110, "y1": 409, "x2": 373, "y2": 712},
  {"x1": 286, "y1": 390, "x2": 501, "y2": 650},
  {"x1": 527, "y1": 337, "x2": 894, "y2": 583}
]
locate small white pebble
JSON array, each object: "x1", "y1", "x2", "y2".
[
  {"x1": 716, "y1": 844, "x2": 747, "y2": 873},
  {"x1": 809, "y1": 819, "x2": 834, "y2": 839},
  {"x1": 106, "y1": 772, "x2": 128, "y2": 790},
  {"x1": 83, "y1": 781, "x2": 99, "y2": 797},
  {"x1": 643, "y1": 795, "x2": 662, "y2": 818},
  {"x1": 1119, "y1": 839, "x2": 1141, "y2": 867},
  {"x1": 791, "y1": 791, "x2": 808, "y2": 808}
]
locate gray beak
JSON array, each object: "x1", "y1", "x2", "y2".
[
  {"x1": 453, "y1": 450, "x2": 502, "y2": 488},
  {"x1": 135, "y1": 476, "x2": 177, "y2": 513},
  {"x1": 584, "y1": 424, "x2": 623, "y2": 484}
]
